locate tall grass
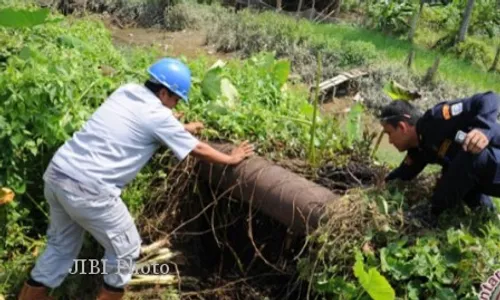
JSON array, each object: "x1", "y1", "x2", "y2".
[
  {"x1": 313, "y1": 23, "x2": 500, "y2": 92},
  {"x1": 164, "y1": 2, "x2": 499, "y2": 93}
]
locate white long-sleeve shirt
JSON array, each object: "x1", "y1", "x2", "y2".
[{"x1": 45, "y1": 83, "x2": 199, "y2": 197}]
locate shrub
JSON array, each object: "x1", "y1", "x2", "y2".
[
  {"x1": 454, "y1": 38, "x2": 494, "y2": 70},
  {"x1": 365, "y1": 0, "x2": 416, "y2": 36},
  {"x1": 164, "y1": 2, "x2": 231, "y2": 31},
  {"x1": 340, "y1": 40, "x2": 379, "y2": 66},
  {"x1": 204, "y1": 9, "x2": 378, "y2": 83}
]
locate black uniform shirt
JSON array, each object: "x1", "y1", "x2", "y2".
[{"x1": 386, "y1": 91, "x2": 500, "y2": 182}]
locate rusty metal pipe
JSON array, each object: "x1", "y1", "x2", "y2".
[{"x1": 196, "y1": 143, "x2": 339, "y2": 234}]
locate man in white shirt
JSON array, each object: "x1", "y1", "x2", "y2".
[{"x1": 18, "y1": 58, "x2": 254, "y2": 300}]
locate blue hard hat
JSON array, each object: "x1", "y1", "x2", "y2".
[{"x1": 147, "y1": 58, "x2": 191, "y2": 102}]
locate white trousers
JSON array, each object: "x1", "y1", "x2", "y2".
[{"x1": 30, "y1": 165, "x2": 142, "y2": 289}]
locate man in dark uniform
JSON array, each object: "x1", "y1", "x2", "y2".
[{"x1": 379, "y1": 91, "x2": 500, "y2": 216}]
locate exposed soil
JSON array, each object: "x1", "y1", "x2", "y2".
[{"x1": 103, "y1": 18, "x2": 233, "y2": 62}]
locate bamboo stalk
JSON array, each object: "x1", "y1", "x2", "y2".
[
  {"x1": 129, "y1": 275, "x2": 178, "y2": 286},
  {"x1": 308, "y1": 52, "x2": 322, "y2": 166},
  {"x1": 140, "y1": 237, "x2": 170, "y2": 255},
  {"x1": 370, "y1": 130, "x2": 384, "y2": 159},
  {"x1": 136, "y1": 251, "x2": 179, "y2": 270}
]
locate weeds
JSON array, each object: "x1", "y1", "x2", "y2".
[{"x1": 298, "y1": 178, "x2": 500, "y2": 299}]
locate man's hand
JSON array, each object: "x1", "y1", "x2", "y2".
[
  {"x1": 184, "y1": 122, "x2": 205, "y2": 134},
  {"x1": 173, "y1": 111, "x2": 185, "y2": 119},
  {"x1": 190, "y1": 141, "x2": 255, "y2": 165},
  {"x1": 463, "y1": 129, "x2": 489, "y2": 154},
  {"x1": 229, "y1": 140, "x2": 255, "y2": 164}
]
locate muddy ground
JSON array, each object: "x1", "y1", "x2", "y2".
[{"x1": 105, "y1": 19, "x2": 233, "y2": 62}]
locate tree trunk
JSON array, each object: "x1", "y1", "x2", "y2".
[
  {"x1": 424, "y1": 56, "x2": 441, "y2": 84},
  {"x1": 310, "y1": 0, "x2": 316, "y2": 20},
  {"x1": 197, "y1": 143, "x2": 337, "y2": 234},
  {"x1": 296, "y1": 0, "x2": 303, "y2": 15},
  {"x1": 456, "y1": 0, "x2": 475, "y2": 44},
  {"x1": 408, "y1": 0, "x2": 425, "y2": 43},
  {"x1": 405, "y1": 0, "x2": 425, "y2": 69},
  {"x1": 333, "y1": 0, "x2": 342, "y2": 17},
  {"x1": 490, "y1": 46, "x2": 500, "y2": 72},
  {"x1": 276, "y1": 0, "x2": 281, "y2": 11},
  {"x1": 406, "y1": 48, "x2": 415, "y2": 68}
]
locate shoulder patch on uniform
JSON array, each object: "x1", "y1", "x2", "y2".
[
  {"x1": 451, "y1": 102, "x2": 463, "y2": 116},
  {"x1": 442, "y1": 104, "x2": 451, "y2": 120}
]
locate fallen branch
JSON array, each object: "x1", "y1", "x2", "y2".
[
  {"x1": 136, "y1": 248, "x2": 179, "y2": 270},
  {"x1": 140, "y1": 238, "x2": 170, "y2": 256},
  {"x1": 197, "y1": 143, "x2": 338, "y2": 234},
  {"x1": 129, "y1": 274, "x2": 179, "y2": 286}
]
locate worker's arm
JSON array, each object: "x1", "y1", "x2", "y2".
[
  {"x1": 189, "y1": 141, "x2": 254, "y2": 165},
  {"x1": 466, "y1": 92, "x2": 500, "y2": 148},
  {"x1": 469, "y1": 92, "x2": 500, "y2": 128},
  {"x1": 152, "y1": 110, "x2": 254, "y2": 164},
  {"x1": 385, "y1": 150, "x2": 428, "y2": 182}
]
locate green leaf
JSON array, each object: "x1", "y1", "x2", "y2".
[
  {"x1": 220, "y1": 78, "x2": 239, "y2": 108},
  {"x1": 206, "y1": 102, "x2": 229, "y2": 115},
  {"x1": 272, "y1": 60, "x2": 290, "y2": 88},
  {"x1": 407, "y1": 281, "x2": 420, "y2": 300},
  {"x1": 315, "y1": 277, "x2": 357, "y2": 296},
  {"x1": 201, "y1": 67, "x2": 222, "y2": 101},
  {"x1": 444, "y1": 246, "x2": 461, "y2": 266},
  {"x1": 433, "y1": 285, "x2": 456, "y2": 300},
  {"x1": 10, "y1": 133, "x2": 23, "y2": 146},
  {"x1": 345, "y1": 102, "x2": 364, "y2": 145},
  {"x1": 375, "y1": 195, "x2": 389, "y2": 215},
  {"x1": 0, "y1": 8, "x2": 50, "y2": 28},
  {"x1": 0, "y1": 116, "x2": 6, "y2": 130},
  {"x1": 18, "y1": 46, "x2": 32, "y2": 60},
  {"x1": 56, "y1": 35, "x2": 88, "y2": 50},
  {"x1": 300, "y1": 103, "x2": 314, "y2": 119},
  {"x1": 208, "y1": 59, "x2": 226, "y2": 70},
  {"x1": 354, "y1": 251, "x2": 396, "y2": 300},
  {"x1": 383, "y1": 80, "x2": 421, "y2": 101}
]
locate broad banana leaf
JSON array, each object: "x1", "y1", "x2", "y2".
[{"x1": 383, "y1": 80, "x2": 421, "y2": 101}]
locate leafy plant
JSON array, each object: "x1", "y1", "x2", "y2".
[
  {"x1": 0, "y1": 7, "x2": 60, "y2": 28},
  {"x1": 354, "y1": 250, "x2": 395, "y2": 300},
  {"x1": 366, "y1": 0, "x2": 416, "y2": 35}
]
